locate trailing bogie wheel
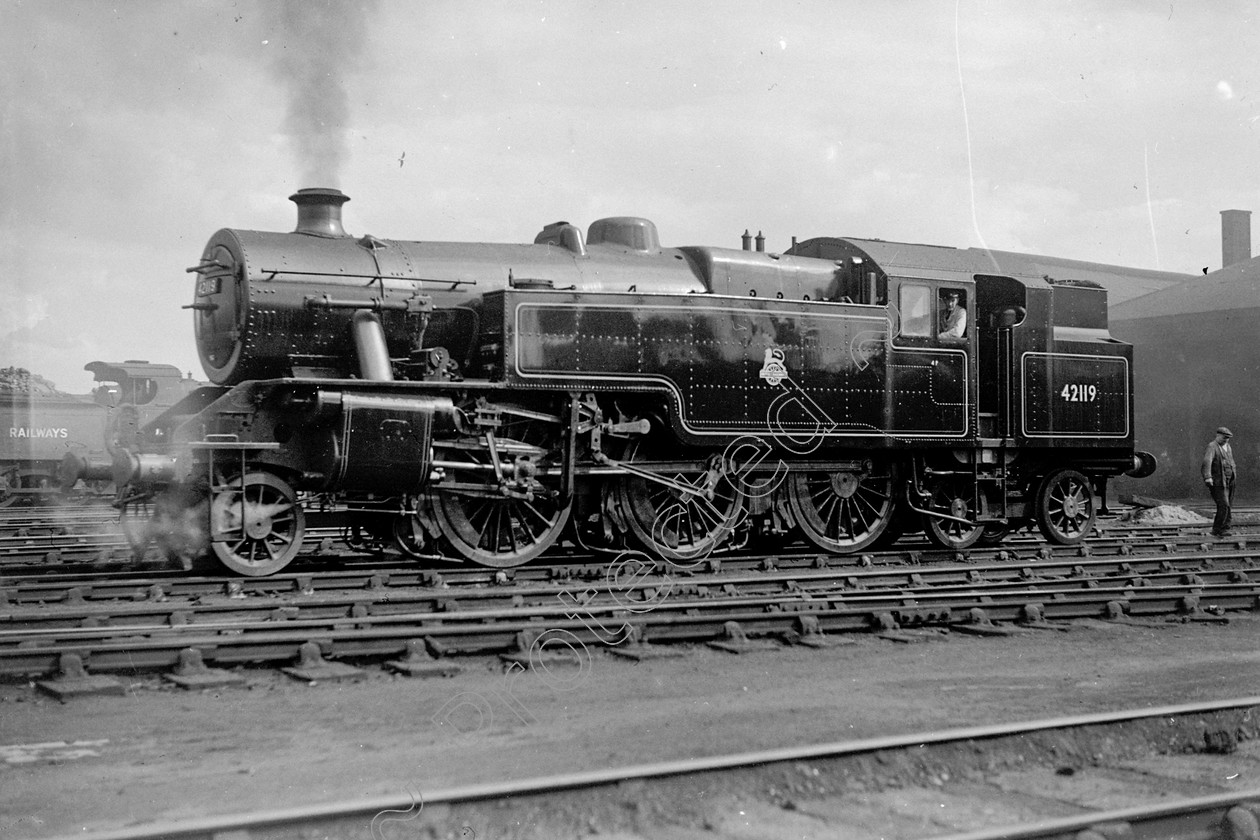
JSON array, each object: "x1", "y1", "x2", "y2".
[
  {"x1": 1034, "y1": 469, "x2": 1095, "y2": 545},
  {"x1": 922, "y1": 479, "x2": 984, "y2": 550},
  {"x1": 786, "y1": 461, "x2": 895, "y2": 554},
  {"x1": 209, "y1": 472, "x2": 306, "y2": 576}
]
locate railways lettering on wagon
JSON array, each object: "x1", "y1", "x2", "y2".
[
  {"x1": 101, "y1": 188, "x2": 1156, "y2": 576},
  {"x1": 9, "y1": 427, "x2": 70, "y2": 438}
]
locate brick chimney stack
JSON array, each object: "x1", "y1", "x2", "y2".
[{"x1": 1221, "y1": 209, "x2": 1252, "y2": 268}]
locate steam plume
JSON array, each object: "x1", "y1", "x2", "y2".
[{"x1": 262, "y1": 1, "x2": 376, "y2": 186}]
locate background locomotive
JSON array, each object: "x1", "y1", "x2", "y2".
[
  {"x1": 115, "y1": 188, "x2": 1155, "y2": 575},
  {"x1": 0, "y1": 361, "x2": 199, "y2": 506}
]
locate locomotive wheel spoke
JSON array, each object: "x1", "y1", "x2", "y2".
[
  {"x1": 434, "y1": 490, "x2": 569, "y2": 566},
  {"x1": 209, "y1": 472, "x2": 305, "y2": 577},
  {"x1": 922, "y1": 478, "x2": 984, "y2": 550},
  {"x1": 1035, "y1": 468, "x2": 1095, "y2": 545},
  {"x1": 616, "y1": 440, "x2": 745, "y2": 564},
  {"x1": 430, "y1": 411, "x2": 570, "y2": 568},
  {"x1": 788, "y1": 464, "x2": 894, "y2": 554}
]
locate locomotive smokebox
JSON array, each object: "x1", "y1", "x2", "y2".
[{"x1": 290, "y1": 187, "x2": 350, "y2": 237}]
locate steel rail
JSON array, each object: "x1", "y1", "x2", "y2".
[
  {"x1": 1, "y1": 550, "x2": 1253, "y2": 609},
  {"x1": 0, "y1": 572, "x2": 1255, "y2": 676},
  {"x1": 2, "y1": 544, "x2": 1249, "y2": 614},
  {"x1": 3, "y1": 523, "x2": 1256, "y2": 601},
  {"x1": 15, "y1": 576, "x2": 1247, "y2": 643},
  {"x1": 0, "y1": 509, "x2": 1249, "y2": 578},
  {"x1": 37, "y1": 697, "x2": 1260, "y2": 840},
  {"x1": 0, "y1": 526, "x2": 1245, "y2": 582},
  {"x1": 1, "y1": 560, "x2": 1254, "y2": 633},
  {"x1": 931, "y1": 791, "x2": 1260, "y2": 840},
  {"x1": 1, "y1": 549, "x2": 1250, "y2": 619}
]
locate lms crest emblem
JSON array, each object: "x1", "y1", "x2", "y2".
[{"x1": 758, "y1": 347, "x2": 788, "y2": 387}]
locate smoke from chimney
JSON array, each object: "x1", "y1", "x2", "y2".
[
  {"x1": 261, "y1": 1, "x2": 377, "y2": 187},
  {"x1": 1221, "y1": 209, "x2": 1252, "y2": 269}
]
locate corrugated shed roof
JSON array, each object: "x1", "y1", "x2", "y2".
[
  {"x1": 983, "y1": 248, "x2": 1193, "y2": 304},
  {"x1": 1109, "y1": 255, "x2": 1260, "y2": 321}
]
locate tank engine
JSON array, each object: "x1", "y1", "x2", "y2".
[{"x1": 115, "y1": 188, "x2": 1155, "y2": 575}]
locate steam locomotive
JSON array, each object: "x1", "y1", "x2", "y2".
[
  {"x1": 111, "y1": 188, "x2": 1154, "y2": 575},
  {"x1": 0, "y1": 361, "x2": 199, "y2": 506}
]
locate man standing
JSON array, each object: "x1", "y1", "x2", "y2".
[{"x1": 1202, "y1": 426, "x2": 1237, "y2": 538}]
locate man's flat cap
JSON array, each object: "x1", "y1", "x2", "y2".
[{"x1": 1216, "y1": 426, "x2": 1233, "y2": 437}]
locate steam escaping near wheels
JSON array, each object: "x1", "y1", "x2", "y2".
[{"x1": 116, "y1": 484, "x2": 212, "y2": 569}]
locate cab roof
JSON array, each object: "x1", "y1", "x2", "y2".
[
  {"x1": 790, "y1": 237, "x2": 1192, "y2": 302},
  {"x1": 84, "y1": 360, "x2": 186, "y2": 383}
]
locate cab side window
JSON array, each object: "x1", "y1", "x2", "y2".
[
  {"x1": 898, "y1": 284, "x2": 932, "y2": 337},
  {"x1": 123, "y1": 378, "x2": 160, "y2": 405}
]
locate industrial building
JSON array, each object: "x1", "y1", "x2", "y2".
[{"x1": 1111, "y1": 210, "x2": 1258, "y2": 501}]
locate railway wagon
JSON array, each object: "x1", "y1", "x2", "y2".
[
  {"x1": 114, "y1": 189, "x2": 1154, "y2": 575},
  {"x1": 0, "y1": 361, "x2": 199, "y2": 505}
]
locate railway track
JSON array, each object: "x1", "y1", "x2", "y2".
[
  {"x1": 4, "y1": 544, "x2": 1256, "y2": 684},
  {"x1": 3, "y1": 516, "x2": 1256, "y2": 607},
  {"x1": 1, "y1": 508, "x2": 1257, "y2": 687},
  {"x1": 3, "y1": 545, "x2": 1256, "y2": 620},
  {"x1": 33, "y1": 698, "x2": 1260, "y2": 840}
]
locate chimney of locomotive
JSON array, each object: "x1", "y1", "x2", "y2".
[
  {"x1": 290, "y1": 187, "x2": 350, "y2": 237},
  {"x1": 1221, "y1": 209, "x2": 1252, "y2": 268}
]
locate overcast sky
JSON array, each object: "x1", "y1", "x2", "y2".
[{"x1": 2, "y1": 1, "x2": 1257, "y2": 393}]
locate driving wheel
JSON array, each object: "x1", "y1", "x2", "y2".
[
  {"x1": 786, "y1": 461, "x2": 894, "y2": 554},
  {"x1": 429, "y1": 411, "x2": 570, "y2": 567},
  {"x1": 614, "y1": 439, "x2": 744, "y2": 565}
]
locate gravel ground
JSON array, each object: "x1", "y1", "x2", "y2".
[{"x1": 2, "y1": 611, "x2": 1259, "y2": 838}]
